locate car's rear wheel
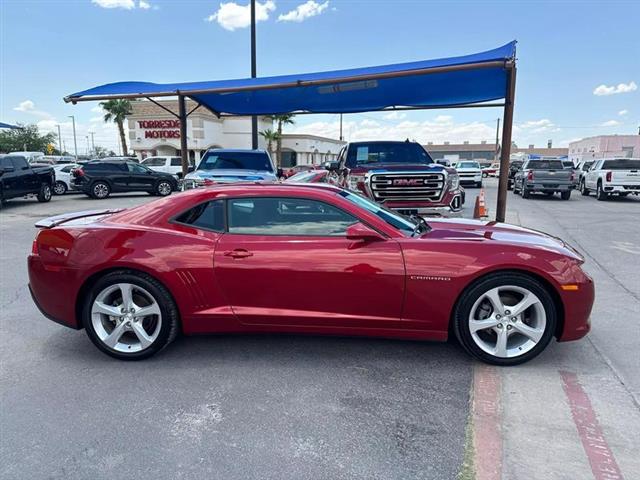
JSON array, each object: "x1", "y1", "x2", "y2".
[
  {"x1": 82, "y1": 271, "x2": 179, "y2": 360},
  {"x1": 453, "y1": 272, "x2": 556, "y2": 365},
  {"x1": 91, "y1": 181, "x2": 111, "y2": 199},
  {"x1": 560, "y1": 191, "x2": 571, "y2": 200},
  {"x1": 37, "y1": 183, "x2": 52, "y2": 203},
  {"x1": 156, "y1": 180, "x2": 173, "y2": 196},
  {"x1": 53, "y1": 181, "x2": 67, "y2": 195},
  {"x1": 596, "y1": 181, "x2": 608, "y2": 201},
  {"x1": 522, "y1": 186, "x2": 531, "y2": 199},
  {"x1": 580, "y1": 180, "x2": 589, "y2": 196}
]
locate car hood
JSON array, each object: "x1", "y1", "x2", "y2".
[
  {"x1": 349, "y1": 163, "x2": 446, "y2": 174},
  {"x1": 422, "y1": 218, "x2": 583, "y2": 261},
  {"x1": 185, "y1": 169, "x2": 277, "y2": 182},
  {"x1": 456, "y1": 168, "x2": 481, "y2": 173}
]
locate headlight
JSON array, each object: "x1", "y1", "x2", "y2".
[
  {"x1": 348, "y1": 174, "x2": 366, "y2": 191},
  {"x1": 447, "y1": 173, "x2": 460, "y2": 190}
]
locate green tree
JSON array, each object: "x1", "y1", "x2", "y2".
[
  {"x1": 0, "y1": 124, "x2": 57, "y2": 154},
  {"x1": 100, "y1": 99, "x2": 132, "y2": 155},
  {"x1": 259, "y1": 129, "x2": 279, "y2": 158},
  {"x1": 267, "y1": 114, "x2": 295, "y2": 167}
]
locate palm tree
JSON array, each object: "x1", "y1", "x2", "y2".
[
  {"x1": 100, "y1": 99, "x2": 133, "y2": 155},
  {"x1": 259, "y1": 129, "x2": 279, "y2": 158},
  {"x1": 268, "y1": 114, "x2": 295, "y2": 168}
]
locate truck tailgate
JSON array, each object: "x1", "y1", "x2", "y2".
[
  {"x1": 531, "y1": 169, "x2": 573, "y2": 183},
  {"x1": 611, "y1": 170, "x2": 640, "y2": 185}
]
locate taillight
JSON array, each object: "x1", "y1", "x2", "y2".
[
  {"x1": 570, "y1": 171, "x2": 575, "y2": 182},
  {"x1": 527, "y1": 170, "x2": 534, "y2": 181},
  {"x1": 605, "y1": 171, "x2": 612, "y2": 182},
  {"x1": 73, "y1": 168, "x2": 84, "y2": 177},
  {"x1": 31, "y1": 239, "x2": 39, "y2": 255}
]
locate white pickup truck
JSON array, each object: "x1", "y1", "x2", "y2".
[{"x1": 580, "y1": 158, "x2": 640, "y2": 200}]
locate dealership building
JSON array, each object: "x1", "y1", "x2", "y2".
[
  {"x1": 568, "y1": 135, "x2": 640, "y2": 163},
  {"x1": 127, "y1": 99, "x2": 344, "y2": 166}
]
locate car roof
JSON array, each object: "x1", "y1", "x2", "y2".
[
  {"x1": 347, "y1": 140, "x2": 418, "y2": 146},
  {"x1": 204, "y1": 148, "x2": 269, "y2": 154}
]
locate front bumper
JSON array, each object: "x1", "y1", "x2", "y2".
[
  {"x1": 384, "y1": 190, "x2": 463, "y2": 217},
  {"x1": 557, "y1": 266, "x2": 594, "y2": 342}
]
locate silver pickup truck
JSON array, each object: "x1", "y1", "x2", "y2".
[{"x1": 512, "y1": 158, "x2": 575, "y2": 200}]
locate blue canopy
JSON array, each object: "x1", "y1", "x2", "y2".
[
  {"x1": 0, "y1": 122, "x2": 22, "y2": 129},
  {"x1": 65, "y1": 42, "x2": 516, "y2": 115}
]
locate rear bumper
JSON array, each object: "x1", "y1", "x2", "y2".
[
  {"x1": 525, "y1": 183, "x2": 574, "y2": 192},
  {"x1": 603, "y1": 184, "x2": 640, "y2": 194}
]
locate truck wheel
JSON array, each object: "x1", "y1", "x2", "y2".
[
  {"x1": 512, "y1": 181, "x2": 520, "y2": 194},
  {"x1": 91, "y1": 181, "x2": 111, "y2": 199},
  {"x1": 560, "y1": 191, "x2": 571, "y2": 200},
  {"x1": 507, "y1": 180, "x2": 513, "y2": 191},
  {"x1": 596, "y1": 182, "x2": 608, "y2": 201},
  {"x1": 476, "y1": 181, "x2": 483, "y2": 188},
  {"x1": 522, "y1": 187, "x2": 531, "y2": 199},
  {"x1": 580, "y1": 180, "x2": 589, "y2": 196},
  {"x1": 37, "y1": 183, "x2": 52, "y2": 203},
  {"x1": 53, "y1": 181, "x2": 67, "y2": 195}
]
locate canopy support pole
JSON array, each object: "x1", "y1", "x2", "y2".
[
  {"x1": 496, "y1": 63, "x2": 516, "y2": 223},
  {"x1": 178, "y1": 94, "x2": 189, "y2": 178}
]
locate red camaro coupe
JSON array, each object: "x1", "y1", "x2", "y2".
[{"x1": 28, "y1": 183, "x2": 593, "y2": 365}]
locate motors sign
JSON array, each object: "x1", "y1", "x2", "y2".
[{"x1": 138, "y1": 119, "x2": 180, "y2": 139}]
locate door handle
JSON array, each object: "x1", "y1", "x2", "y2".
[{"x1": 224, "y1": 249, "x2": 253, "y2": 259}]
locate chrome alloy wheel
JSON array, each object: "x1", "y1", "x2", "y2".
[
  {"x1": 91, "y1": 283, "x2": 162, "y2": 353},
  {"x1": 468, "y1": 285, "x2": 546, "y2": 359},
  {"x1": 157, "y1": 181, "x2": 172, "y2": 196},
  {"x1": 93, "y1": 183, "x2": 109, "y2": 198}
]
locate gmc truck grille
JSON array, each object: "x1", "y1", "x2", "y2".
[{"x1": 369, "y1": 173, "x2": 445, "y2": 202}]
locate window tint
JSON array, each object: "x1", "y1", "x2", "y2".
[
  {"x1": 602, "y1": 159, "x2": 640, "y2": 170},
  {"x1": 128, "y1": 163, "x2": 151, "y2": 174},
  {"x1": 11, "y1": 157, "x2": 29, "y2": 170},
  {"x1": 1, "y1": 157, "x2": 13, "y2": 168},
  {"x1": 526, "y1": 160, "x2": 564, "y2": 169},
  {"x1": 174, "y1": 200, "x2": 224, "y2": 232},
  {"x1": 228, "y1": 197, "x2": 357, "y2": 236},
  {"x1": 199, "y1": 151, "x2": 273, "y2": 172},
  {"x1": 346, "y1": 142, "x2": 433, "y2": 167},
  {"x1": 61, "y1": 165, "x2": 75, "y2": 173},
  {"x1": 85, "y1": 162, "x2": 127, "y2": 172},
  {"x1": 143, "y1": 157, "x2": 166, "y2": 167},
  {"x1": 170, "y1": 157, "x2": 182, "y2": 166}
]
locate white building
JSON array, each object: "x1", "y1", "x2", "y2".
[
  {"x1": 127, "y1": 99, "x2": 344, "y2": 166},
  {"x1": 568, "y1": 135, "x2": 640, "y2": 163}
]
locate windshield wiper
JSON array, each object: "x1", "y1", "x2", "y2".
[{"x1": 410, "y1": 214, "x2": 432, "y2": 237}]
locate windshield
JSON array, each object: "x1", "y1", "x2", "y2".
[
  {"x1": 338, "y1": 189, "x2": 417, "y2": 236},
  {"x1": 346, "y1": 142, "x2": 433, "y2": 167},
  {"x1": 602, "y1": 159, "x2": 640, "y2": 170},
  {"x1": 198, "y1": 151, "x2": 273, "y2": 172},
  {"x1": 457, "y1": 162, "x2": 480, "y2": 169},
  {"x1": 527, "y1": 160, "x2": 564, "y2": 170}
]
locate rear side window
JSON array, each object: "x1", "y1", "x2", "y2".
[
  {"x1": 143, "y1": 157, "x2": 166, "y2": 167},
  {"x1": 227, "y1": 197, "x2": 357, "y2": 236},
  {"x1": 527, "y1": 160, "x2": 564, "y2": 170},
  {"x1": 602, "y1": 159, "x2": 640, "y2": 170},
  {"x1": 174, "y1": 200, "x2": 224, "y2": 232},
  {"x1": 85, "y1": 162, "x2": 126, "y2": 172},
  {"x1": 170, "y1": 157, "x2": 182, "y2": 166}
]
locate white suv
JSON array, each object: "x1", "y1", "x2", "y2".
[{"x1": 141, "y1": 156, "x2": 192, "y2": 178}]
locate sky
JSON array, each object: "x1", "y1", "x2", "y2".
[{"x1": 1, "y1": 0, "x2": 638, "y2": 154}]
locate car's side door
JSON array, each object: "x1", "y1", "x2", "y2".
[
  {"x1": 214, "y1": 196, "x2": 406, "y2": 330},
  {"x1": 585, "y1": 160, "x2": 600, "y2": 189},
  {"x1": 126, "y1": 162, "x2": 156, "y2": 191},
  {"x1": 12, "y1": 156, "x2": 37, "y2": 195}
]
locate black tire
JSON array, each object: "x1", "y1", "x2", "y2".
[
  {"x1": 37, "y1": 183, "x2": 52, "y2": 203},
  {"x1": 82, "y1": 270, "x2": 180, "y2": 360},
  {"x1": 91, "y1": 181, "x2": 111, "y2": 199},
  {"x1": 507, "y1": 180, "x2": 513, "y2": 191},
  {"x1": 156, "y1": 180, "x2": 173, "y2": 197},
  {"x1": 522, "y1": 186, "x2": 531, "y2": 199},
  {"x1": 476, "y1": 181, "x2": 483, "y2": 188},
  {"x1": 512, "y1": 181, "x2": 520, "y2": 194},
  {"x1": 453, "y1": 272, "x2": 557, "y2": 366},
  {"x1": 482, "y1": 172, "x2": 488, "y2": 178},
  {"x1": 596, "y1": 181, "x2": 608, "y2": 201},
  {"x1": 560, "y1": 191, "x2": 571, "y2": 200},
  {"x1": 53, "y1": 181, "x2": 67, "y2": 195},
  {"x1": 580, "y1": 180, "x2": 589, "y2": 196}
]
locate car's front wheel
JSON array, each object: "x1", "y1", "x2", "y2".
[
  {"x1": 82, "y1": 271, "x2": 179, "y2": 360},
  {"x1": 37, "y1": 183, "x2": 52, "y2": 202},
  {"x1": 53, "y1": 181, "x2": 67, "y2": 195},
  {"x1": 453, "y1": 272, "x2": 556, "y2": 365},
  {"x1": 580, "y1": 180, "x2": 589, "y2": 196}
]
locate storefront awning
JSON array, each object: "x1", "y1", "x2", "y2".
[
  {"x1": 0, "y1": 122, "x2": 22, "y2": 129},
  {"x1": 64, "y1": 42, "x2": 516, "y2": 116}
]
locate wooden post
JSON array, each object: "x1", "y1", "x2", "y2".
[
  {"x1": 178, "y1": 94, "x2": 189, "y2": 178},
  {"x1": 496, "y1": 64, "x2": 516, "y2": 223}
]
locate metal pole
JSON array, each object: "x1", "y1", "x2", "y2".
[
  {"x1": 494, "y1": 118, "x2": 500, "y2": 161},
  {"x1": 339, "y1": 114, "x2": 343, "y2": 141},
  {"x1": 86, "y1": 136, "x2": 90, "y2": 156},
  {"x1": 250, "y1": 0, "x2": 258, "y2": 150},
  {"x1": 89, "y1": 132, "x2": 95, "y2": 154},
  {"x1": 68, "y1": 115, "x2": 78, "y2": 159},
  {"x1": 178, "y1": 95, "x2": 189, "y2": 178},
  {"x1": 57, "y1": 124, "x2": 63, "y2": 154},
  {"x1": 496, "y1": 65, "x2": 517, "y2": 223}
]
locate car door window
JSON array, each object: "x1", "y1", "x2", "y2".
[
  {"x1": 228, "y1": 197, "x2": 357, "y2": 236},
  {"x1": 128, "y1": 163, "x2": 150, "y2": 174},
  {"x1": 1, "y1": 157, "x2": 13, "y2": 169},
  {"x1": 174, "y1": 200, "x2": 224, "y2": 232},
  {"x1": 11, "y1": 157, "x2": 29, "y2": 170}
]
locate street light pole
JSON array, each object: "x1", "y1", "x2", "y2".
[
  {"x1": 57, "y1": 124, "x2": 63, "y2": 154},
  {"x1": 89, "y1": 131, "x2": 95, "y2": 155},
  {"x1": 250, "y1": 0, "x2": 258, "y2": 150},
  {"x1": 68, "y1": 115, "x2": 78, "y2": 159}
]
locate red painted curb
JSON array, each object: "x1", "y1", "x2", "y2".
[
  {"x1": 473, "y1": 364, "x2": 502, "y2": 480},
  {"x1": 560, "y1": 370, "x2": 625, "y2": 480}
]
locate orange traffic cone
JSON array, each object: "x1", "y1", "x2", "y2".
[{"x1": 473, "y1": 189, "x2": 489, "y2": 219}]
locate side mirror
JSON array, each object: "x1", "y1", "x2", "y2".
[
  {"x1": 187, "y1": 165, "x2": 195, "y2": 173},
  {"x1": 277, "y1": 167, "x2": 284, "y2": 178},
  {"x1": 346, "y1": 222, "x2": 384, "y2": 242},
  {"x1": 324, "y1": 161, "x2": 340, "y2": 171}
]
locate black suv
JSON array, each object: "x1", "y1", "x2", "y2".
[{"x1": 72, "y1": 160, "x2": 178, "y2": 199}]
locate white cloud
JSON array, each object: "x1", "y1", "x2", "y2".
[
  {"x1": 138, "y1": 0, "x2": 151, "y2": 9},
  {"x1": 593, "y1": 81, "x2": 637, "y2": 96},
  {"x1": 13, "y1": 100, "x2": 54, "y2": 120},
  {"x1": 278, "y1": 1, "x2": 329, "y2": 22},
  {"x1": 206, "y1": 1, "x2": 275, "y2": 31},
  {"x1": 514, "y1": 118, "x2": 560, "y2": 134},
  {"x1": 92, "y1": 0, "x2": 135, "y2": 9},
  {"x1": 618, "y1": 109, "x2": 628, "y2": 116},
  {"x1": 600, "y1": 120, "x2": 621, "y2": 127},
  {"x1": 383, "y1": 111, "x2": 406, "y2": 121}
]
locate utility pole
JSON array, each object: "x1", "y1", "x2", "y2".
[
  {"x1": 250, "y1": 0, "x2": 258, "y2": 150},
  {"x1": 494, "y1": 118, "x2": 500, "y2": 161},
  {"x1": 339, "y1": 114, "x2": 343, "y2": 141},
  {"x1": 85, "y1": 136, "x2": 90, "y2": 156},
  {"x1": 57, "y1": 124, "x2": 63, "y2": 154},
  {"x1": 68, "y1": 115, "x2": 78, "y2": 159},
  {"x1": 89, "y1": 131, "x2": 95, "y2": 155}
]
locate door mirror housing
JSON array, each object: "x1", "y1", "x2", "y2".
[
  {"x1": 277, "y1": 167, "x2": 284, "y2": 178},
  {"x1": 187, "y1": 165, "x2": 195, "y2": 173},
  {"x1": 325, "y1": 161, "x2": 340, "y2": 171},
  {"x1": 346, "y1": 222, "x2": 384, "y2": 241}
]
